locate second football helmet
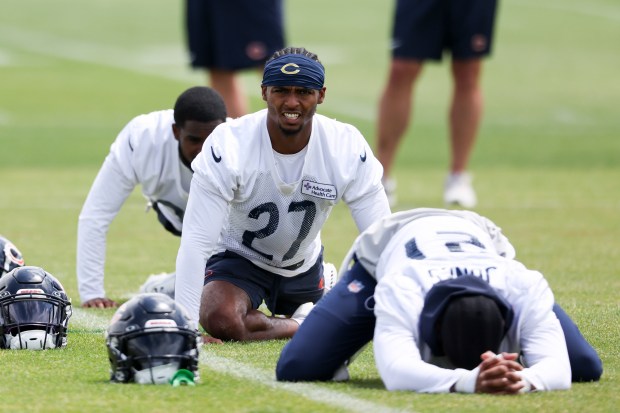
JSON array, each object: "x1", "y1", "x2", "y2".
[
  {"x1": 0, "y1": 266, "x2": 72, "y2": 350},
  {"x1": 106, "y1": 293, "x2": 201, "y2": 384},
  {"x1": 0, "y1": 235, "x2": 24, "y2": 277}
]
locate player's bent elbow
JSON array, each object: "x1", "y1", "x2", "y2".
[
  {"x1": 379, "y1": 369, "x2": 411, "y2": 392},
  {"x1": 571, "y1": 353, "x2": 603, "y2": 382}
]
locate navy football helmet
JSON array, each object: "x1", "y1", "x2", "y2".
[
  {"x1": 106, "y1": 293, "x2": 201, "y2": 384},
  {"x1": 0, "y1": 235, "x2": 24, "y2": 277},
  {"x1": 0, "y1": 266, "x2": 72, "y2": 350}
]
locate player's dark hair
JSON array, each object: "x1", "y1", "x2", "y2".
[
  {"x1": 267, "y1": 47, "x2": 324, "y2": 70},
  {"x1": 173, "y1": 86, "x2": 227, "y2": 126},
  {"x1": 438, "y1": 295, "x2": 506, "y2": 370}
]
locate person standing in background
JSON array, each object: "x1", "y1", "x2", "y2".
[
  {"x1": 376, "y1": 0, "x2": 499, "y2": 208},
  {"x1": 185, "y1": 0, "x2": 285, "y2": 118}
]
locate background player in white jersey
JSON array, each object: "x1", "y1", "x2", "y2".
[
  {"x1": 175, "y1": 47, "x2": 391, "y2": 341},
  {"x1": 77, "y1": 87, "x2": 227, "y2": 309},
  {"x1": 277, "y1": 208, "x2": 603, "y2": 391}
]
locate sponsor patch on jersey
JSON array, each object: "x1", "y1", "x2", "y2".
[
  {"x1": 301, "y1": 180, "x2": 337, "y2": 200},
  {"x1": 347, "y1": 280, "x2": 364, "y2": 294}
]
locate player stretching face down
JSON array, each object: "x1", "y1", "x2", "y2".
[{"x1": 277, "y1": 208, "x2": 602, "y2": 392}]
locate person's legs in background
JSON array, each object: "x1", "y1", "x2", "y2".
[
  {"x1": 443, "y1": 58, "x2": 483, "y2": 208},
  {"x1": 375, "y1": 58, "x2": 424, "y2": 207},
  {"x1": 209, "y1": 69, "x2": 248, "y2": 118}
]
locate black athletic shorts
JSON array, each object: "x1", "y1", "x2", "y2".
[
  {"x1": 392, "y1": 0, "x2": 498, "y2": 61},
  {"x1": 204, "y1": 249, "x2": 324, "y2": 316},
  {"x1": 186, "y1": 0, "x2": 285, "y2": 70}
]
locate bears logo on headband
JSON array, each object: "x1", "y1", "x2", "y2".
[
  {"x1": 280, "y1": 63, "x2": 301, "y2": 75},
  {"x1": 262, "y1": 54, "x2": 325, "y2": 90}
]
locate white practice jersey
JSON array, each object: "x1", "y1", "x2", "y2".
[
  {"x1": 77, "y1": 110, "x2": 191, "y2": 302},
  {"x1": 351, "y1": 210, "x2": 570, "y2": 392},
  {"x1": 176, "y1": 109, "x2": 390, "y2": 322}
]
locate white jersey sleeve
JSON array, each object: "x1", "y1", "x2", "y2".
[
  {"x1": 77, "y1": 110, "x2": 184, "y2": 303},
  {"x1": 374, "y1": 273, "x2": 471, "y2": 392},
  {"x1": 334, "y1": 122, "x2": 390, "y2": 232},
  {"x1": 77, "y1": 153, "x2": 137, "y2": 302},
  {"x1": 503, "y1": 267, "x2": 572, "y2": 391},
  {"x1": 175, "y1": 176, "x2": 230, "y2": 323}
]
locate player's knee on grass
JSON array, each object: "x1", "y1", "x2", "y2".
[
  {"x1": 276, "y1": 343, "x2": 338, "y2": 382},
  {"x1": 552, "y1": 303, "x2": 603, "y2": 382},
  {"x1": 571, "y1": 351, "x2": 603, "y2": 382},
  {"x1": 200, "y1": 307, "x2": 247, "y2": 341}
]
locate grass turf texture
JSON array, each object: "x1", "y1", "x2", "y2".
[{"x1": 0, "y1": 0, "x2": 619, "y2": 412}]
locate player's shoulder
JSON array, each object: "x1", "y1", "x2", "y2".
[
  {"x1": 193, "y1": 111, "x2": 266, "y2": 173},
  {"x1": 121, "y1": 110, "x2": 175, "y2": 144},
  {"x1": 209, "y1": 110, "x2": 265, "y2": 148},
  {"x1": 126, "y1": 109, "x2": 174, "y2": 131},
  {"x1": 312, "y1": 113, "x2": 368, "y2": 157},
  {"x1": 111, "y1": 109, "x2": 175, "y2": 159}
]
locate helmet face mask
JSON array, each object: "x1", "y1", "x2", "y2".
[
  {"x1": 106, "y1": 293, "x2": 200, "y2": 384},
  {"x1": 0, "y1": 266, "x2": 72, "y2": 350}
]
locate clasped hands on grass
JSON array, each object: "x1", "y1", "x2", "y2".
[{"x1": 476, "y1": 351, "x2": 532, "y2": 394}]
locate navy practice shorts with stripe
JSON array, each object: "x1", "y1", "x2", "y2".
[
  {"x1": 392, "y1": 0, "x2": 498, "y2": 60},
  {"x1": 204, "y1": 249, "x2": 324, "y2": 316},
  {"x1": 186, "y1": 0, "x2": 285, "y2": 70}
]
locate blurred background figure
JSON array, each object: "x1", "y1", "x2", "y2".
[
  {"x1": 185, "y1": 0, "x2": 285, "y2": 118},
  {"x1": 375, "y1": 0, "x2": 499, "y2": 208}
]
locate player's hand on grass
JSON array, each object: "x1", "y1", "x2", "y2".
[
  {"x1": 201, "y1": 334, "x2": 223, "y2": 345},
  {"x1": 476, "y1": 351, "x2": 524, "y2": 394},
  {"x1": 81, "y1": 297, "x2": 118, "y2": 309}
]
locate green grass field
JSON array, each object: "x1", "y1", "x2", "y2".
[{"x1": 1, "y1": 0, "x2": 619, "y2": 412}]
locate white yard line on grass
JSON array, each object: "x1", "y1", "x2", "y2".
[
  {"x1": 71, "y1": 308, "x2": 414, "y2": 413},
  {"x1": 200, "y1": 351, "x2": 410, "y2": 413}
]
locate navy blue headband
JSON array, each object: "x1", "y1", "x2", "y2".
[{"x1": 262, "y1": 54, "x2": 325, "y2": 90}]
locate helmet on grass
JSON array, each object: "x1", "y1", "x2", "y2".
[
  {"x1": 0, "y1": 266, "x2": 72, "y2": 350},
  {"x1": 106, "y1": 293, "x2": 200, "y2": 384},
  {"x1": 0, "y1": 235, "x2": 24, "y2": 277}
]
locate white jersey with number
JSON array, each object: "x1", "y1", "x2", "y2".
[
  {"x1": 176, "y1": 109, "x2": 390, "y2": 322},
  {"x1": 77, "y1": 110, "x2": 191, "y2": 303},
  {"x1": 362, "y1": 211, "x2": 570, "y2": 392}
]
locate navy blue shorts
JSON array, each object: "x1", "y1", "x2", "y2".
[
  {"x1": 392, "y1": 0, "x2": 498, "y2": 61},
  {"x1": 204, "y1": 249, "x2": 324, "y2": 315},
  {"x1": 185, "y1": 0, "x2": 285, "y2": 70}
]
